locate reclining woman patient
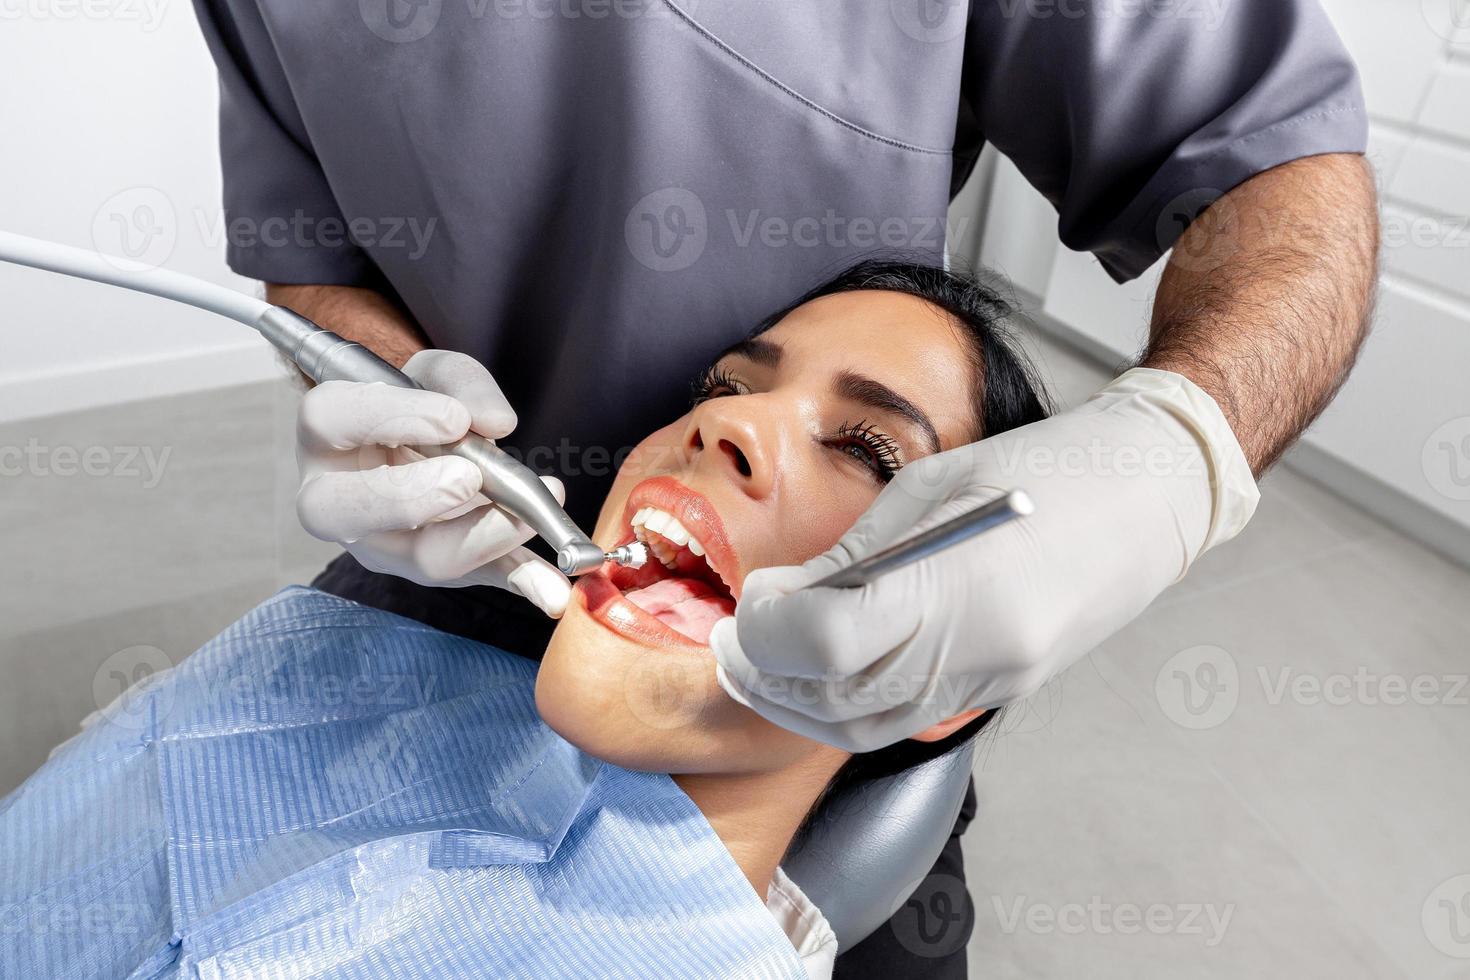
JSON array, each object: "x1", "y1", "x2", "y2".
[{"x1": 0, "y1": 261, "x2": 1049, "y2": 980}]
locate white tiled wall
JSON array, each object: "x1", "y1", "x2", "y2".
[{"x1": 964, "y1": 1, "x2": 1470, "y2": 560}]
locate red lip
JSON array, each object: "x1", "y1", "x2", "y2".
[
  {"x1": 574, "y1": 476, "x2": 742, "y2": 650},
  {"x1": 613, "y1": 476, "x2": 741, "y2": 599}
]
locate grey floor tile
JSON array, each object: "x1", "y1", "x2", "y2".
[
  {"x1": 0, "y1": 382, "x2": 280, "y2": 637},
  {"x1": 964, "y1": 653, "x2": 1410, "y2": 979},
  {"x1": 0, "y1": 577, "x2": 282, "y2": 796},
  {"x1": 1063, "y1": 530, "x2": 1470, "y2": 978}
]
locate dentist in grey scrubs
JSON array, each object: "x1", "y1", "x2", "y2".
[{"x1": 192, "y1": 1, "x2": 1377, "y2": 973}]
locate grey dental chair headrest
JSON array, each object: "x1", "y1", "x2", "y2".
[{"x1": 782, "y1": 736, "x2": 978, "y2": 951}]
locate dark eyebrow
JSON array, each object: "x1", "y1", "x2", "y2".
[
  {"x1": 717, "y1": 336, "x2": 784, "y2": 368},
  {"x1": 832, "y1": 370, "x2": 942, "y2": 456}
]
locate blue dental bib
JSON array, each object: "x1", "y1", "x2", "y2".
[{"x1": 0, "y1": 587, "x2": 805, "y2": 979}]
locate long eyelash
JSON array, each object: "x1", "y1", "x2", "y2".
[
  {"x1": 833, "y1": 420, "x2": 903, "y2": 483},
  {"x1": 690, "y1": 365, "x2": 746, "y2": 406}
]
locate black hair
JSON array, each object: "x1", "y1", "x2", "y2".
[{"x1": 750, "y1": 259, "x2": 1052, "y2": 825}]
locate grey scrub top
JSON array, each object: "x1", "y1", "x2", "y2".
[{"x1": 192, "y1": 0, "x2": 1365, "y2": 644}]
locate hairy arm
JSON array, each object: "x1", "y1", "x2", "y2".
[
  {"x1": 1143, "y1": 153, "x2": 1380, "y2": 474},
  {"x1": 265, "y1": 282, "x2": 430, "y2": 369}
]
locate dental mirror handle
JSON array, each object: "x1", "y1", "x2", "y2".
[
  {"x1": 0, "y1": 230, "x2": 609, "y2": 576},
  {"x1": 805, "y1": 490, "x2": 1034, "y2": 590}
]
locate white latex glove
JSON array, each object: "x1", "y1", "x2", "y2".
[
  {"x1": 295, "y1": 349, "x2": 571, "y2": 616},
  {"x1": 711, "y1": 368, "x2": 1260, "y2": 752}
]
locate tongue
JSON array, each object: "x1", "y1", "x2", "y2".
[{"x1": 623, "y1": 577, "x2": 735, "y2": 645}]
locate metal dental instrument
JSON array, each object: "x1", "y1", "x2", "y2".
[
  {"x1": 0, "y1": 230, "x2": 644, "y2": 575},
  {"x1": 806, "y1": 489, "x2": 1033, "y2": 590}
]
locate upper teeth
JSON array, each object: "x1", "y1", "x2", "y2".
[{"x1": 631, "y1": 506, "x2": 707, "y2": 557}]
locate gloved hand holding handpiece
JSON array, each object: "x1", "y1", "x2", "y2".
[{"x1": 295, "y1": 349, "x2": 574, "y2": 617}]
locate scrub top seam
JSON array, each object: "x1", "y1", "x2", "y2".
[{"x1": 655, "y1": 0, "x2": 955, "y2": 157}]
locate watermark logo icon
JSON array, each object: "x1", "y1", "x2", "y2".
[
  {"x1": 890, "y1": 873, "x2": 973, "y2": 958},
  {"x1": 91, "y1": 187, "x2": 176, "y2": 271},
  {"x1": 1423, "y1": 874, "x2": 1470, "y2": 958},
  {"x1": 1423, "y1": 417, "x2": 1470, "y2": 502},
  {"x1": 1156, "y1": 187, "x2": 1241, "y2": 274},
  {"x1": 890, "y1": 0, "x2": 968, "y2": 43},
  {"x1": 1155, "y1": 645, "x2": 1238, "y2": 729},
  {"x1": 623, "y1": 656, "x2": 711, "y2": 731},
  {"x1": 625, "y1": 187, "x2": 707, "y2": 272},
  {"x1": 1421, "y1": 0, "x2": 1470, "y2": 44},
  {"x1": 360, "y1": 0, "x2": 442, "y2": 42},
  {"x1": 92, "y1": 645, "x2": 174, "y2": 733}
]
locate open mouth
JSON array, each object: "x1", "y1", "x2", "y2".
[{"x1": 578, "y1": 477, "x2": 739, "y2": 647}]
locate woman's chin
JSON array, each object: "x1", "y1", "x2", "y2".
[{"x1": 536, "y1": 599, "x2": 738, "y2": 772}]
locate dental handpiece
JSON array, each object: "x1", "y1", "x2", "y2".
[
  {"x1": 805, "y1": 490, "x2": 1034, "y2": 590},
  {"x1": 0, "y1": 230, "x2": 642, "y2": 576}
]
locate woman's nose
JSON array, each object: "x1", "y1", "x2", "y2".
[{"x1": 683, "y1": 399, "x2": 776, "y2": 499}]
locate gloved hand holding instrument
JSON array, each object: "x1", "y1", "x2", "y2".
[
  {"x1": 713, "y1": 368, "x2": 1260, "y2": 752},
  {"x1": 0, "y1": 231, "x2": 648, "y2": 620}
]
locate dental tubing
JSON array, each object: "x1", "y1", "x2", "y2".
[{"x1": 0, "y1": 230, "x2": 639, "y2": 575}]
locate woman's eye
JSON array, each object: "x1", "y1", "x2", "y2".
[
  {"x1": 830, "y1": 421, "x2": 903, "y2": 484},
  {"x1": 690, "y1": 366, "x2": 747, "y2": 405}
]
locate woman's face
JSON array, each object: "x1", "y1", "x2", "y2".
[{"x1": 536, "y1": 290, "x2": 979, "y2": 773}]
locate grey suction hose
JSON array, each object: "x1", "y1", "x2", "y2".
[{"x1": 0, "y1": 230, "x2": 619, "y2": 575}]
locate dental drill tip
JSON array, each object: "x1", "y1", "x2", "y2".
[{"x1": 607, "y1": 542, "x2": 648, "y2": 569}]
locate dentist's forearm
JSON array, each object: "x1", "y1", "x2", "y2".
[
  {"x1": 1143, "y1": 153, "x2": 1380, "y2": 475},
  {"x1": 266, "y1": 282, "x2": 430, "y2": 369}
]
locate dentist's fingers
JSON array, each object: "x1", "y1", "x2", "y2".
[
  {"x1": 401, "y1": 349, "x2": 518, "y2": 439},
  {"x1": 297, "y1": 455, "x2": 483, "y2": 542},
  {"x1": 298, "y1": 380, "x2": 472, "y2": 452},
  {"x1": 352, "y1": 474, "x2": 565, "y2": 582},
  {"x1": 720, "y1": 564, "x2": 924, "y2": 680},
  {"x1": 466, "y1": 548, "x2": 572, "y2": 618}
]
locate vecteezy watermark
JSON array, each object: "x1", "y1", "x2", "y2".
[
  {"x1": 92, "y1": 186, "x2": 177, "y2": 271},
  {"x1": 0, "y1": 900, "x2": 149, "y2": 937},
  {"x1": 725, "y1": 209, "x2": 970, "y2": 254},
  {"x1": 91, "y1": 188, "x2": 438, "y2": 268},
  {"x1": 986, "y1": 0, "x2": 1229, "y2": 31},
  {"x1": 624, "y1": 187, "x2": 973, "y2": 273},
  {"x1": 1155, "y1": 645, "x2": 1239, "y2": 730},
  {"x1": 221, "y1": 670, "x2": 441, "y2": 712},
  {"x1": 1156, "y1": 646, "x2": 1470, "y2": 730},
  {"x1": 989, "y1": 894, "x2": 1235, "y2": 948},
  {"x1": 890, "y1": 873, "x2": 974, "y2": 958},
  {"x1": 92, "y1": 645, "x2": 174, "y2": 733},
  {"x1": 360, "y1": 0, "x2": 686, "y2": 42},
  {"x1": 473, "y1": 0, "x2": 695, "y2": 20},
  {"x1": 0, "y1": 440, "x2": 171, "y2": 488},
  {"x1": 1423, "y1": 417, "x2": 1470, "y2": 503},
  {"x1": 1421, "y1": 0, "x2": 1470, "y2": 44},
  {"x1": 1259, "y1": 666, "x2": 1469, "y2": 708},
  {"x1": 990, "y1": 436, "x2": 1206, "y2": 482},
  {"x1": 1423, "y1": 873, "x2": 1470, "y2": 958},
  {"x1": 889, "y1": 0, "x2": 968, "y2": 44},
  {"x1": 0, "y1": 0, "x2": 168, "y2": 31},
  {"x1": 194, "y1": 209, "x2": 438, "y2": 262},
  {"x1": 1382, "y1": 211, "x2": 1470, "y2": 253},
  {"x1": 720, "y1": 664, "x2": 979, "y2": 719}
]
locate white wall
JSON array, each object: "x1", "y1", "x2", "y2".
[
  {"x1": 968, "y1": 0, "x2": 1470, "y2": 555},
  {"x1": 0, "y1": 1, "x2": 282, "y2": 420}
]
